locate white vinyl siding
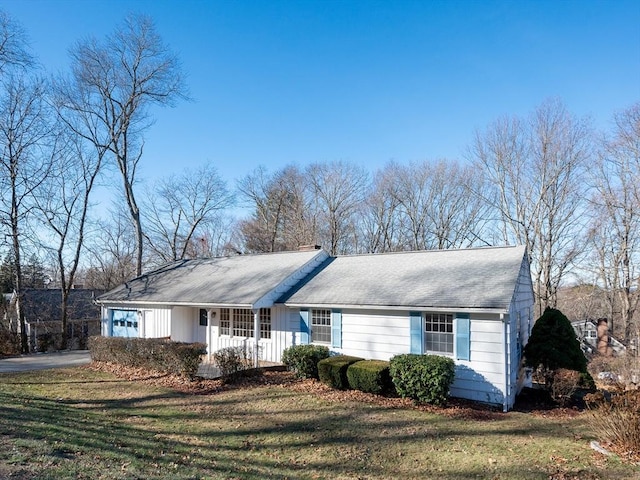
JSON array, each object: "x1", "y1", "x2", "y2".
[
  {"x1": 448, "y1": 316, "x2": 505, "y2": 406},
  {"x1": 335, "y1": 309, "x2": 507, "y2": 407},
  {"x1": 337, "y1": 310, "x2": 410, "y2": 360},
  {"x1": 171, "y1": 306, "x2": 193, "y2": 342}
]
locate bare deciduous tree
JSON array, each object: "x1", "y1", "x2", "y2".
[
  {"x1": 307, "y1": 161, "x2": 368, "y2": 255},
  {"x1": 35, "y1": 130, "x2": 104, "y2": 349},
  {"x1": 389, "y1": 160, "x2": 490, "y2": 251},
  {"x1": 58, "y1": 14, "x2": 187, "y2": 276},
  {"x1": 83, "y1": 209, "x2": 137, "y2": 291},
  {"x1": 359, "y1": 162, "x2": 404, "y2": 253},
  {"x1": 0, "y1": 74, "x2": 52, "y2": 351},
  {"x1": 589, "y1": 102, "x2": 640, "y2": 342},
  {"x1": 471, "y1": 99, "x2": 592, "y2": 314},
  {"x1": 0, "y1": 11, "x2": 34, "y2": 74},
  {"x1": 238, "y1": 165, "x2": 315, "y2": 252},
  {"x1": 143, "y1": 162, "x2": 234, "y2": 264}
]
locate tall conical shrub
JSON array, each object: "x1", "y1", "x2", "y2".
[{"x1": 524, "y1": 307, "x2": 588, "y2": 375}]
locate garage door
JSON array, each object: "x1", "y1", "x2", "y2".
[{"x1": 111, "y1": 309, "x2": 138, "y2": 337}]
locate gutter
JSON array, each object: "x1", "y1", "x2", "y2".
[
  {"x1": 502, "y1": 312, "x2": 509, "y2": 412},
  {"x1": 96, "y1": 301, "x2": 254, "y2": 309},
  {"x1": 281, "y1": 303, "x2": 509, "y2": 315}
]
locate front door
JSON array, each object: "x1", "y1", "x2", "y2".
[{"x1": 197, "y1": 308, "x2": 208, "y2": 343}]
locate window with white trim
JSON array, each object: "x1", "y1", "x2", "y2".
[
  {"x1": 233, "y1": 308, "x2": 254, "y2": 337},
  {"x1": 425, "y1": 313, "x2": 453, "y2": 354},
  {"x1": 220, "y1": 308, "x2": 230, "y2": 336},
  {"x1": 311, "y1": 309, "x2": 331, "y2": 344},
  {"x1": 259, "y1": 308, "x2": 271, "y2": 339}
]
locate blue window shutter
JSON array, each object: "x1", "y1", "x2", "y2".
[
  {"x1": 331, "y1": 309, "x2": 342, "y2": 348},
  {"x1": 409, "y1": 311, "x2": 422, "y2": 354},
  {"x1": 456, "y1": 313, "x2": 471, "y2": 361},
  {"x1": 299, "y1": 309, "x2": 310, "y2": 344}
]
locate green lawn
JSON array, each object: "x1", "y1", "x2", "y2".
[{"x1": 0, "y1": 366, "x2": 635, "y2": 479}]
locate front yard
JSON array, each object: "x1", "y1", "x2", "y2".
[{"x1": 0, "y1": 365, "x2": 636, "y2": 479}]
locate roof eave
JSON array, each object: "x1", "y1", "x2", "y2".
[
  {"x1": 281, "y1": 302, "x2": 509, "y2": 314},
  {"x1": 97, "y1": 300, "x2": 255, "y2": 309}
]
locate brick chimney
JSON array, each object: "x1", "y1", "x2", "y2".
[{"x1": 596, "y1": 318, "x2": 612, "y2": 356}]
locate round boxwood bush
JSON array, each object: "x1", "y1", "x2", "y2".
[
  {"x1": 389, "y1": 354, "x2": 455, "y2": 406},
  {"x1": 281, "y1": 344, "x2": 330, "y2": 379}
]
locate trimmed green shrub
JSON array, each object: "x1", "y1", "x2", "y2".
[
  {"x1": 281, "y1": 344, "x2": 330, "y2": 379},
  {"x1": 389, "y1": 354, "x2": 456, "y2": 406},
  {"x1": 212, "y1": 346, "x2": 253, "y2": 383},
  {"x1": 318, "y1": 355, "x2": 364, "y2": 389},
  {"x1": 88, "y1": 336, "x2": 206, "y2": 379},
  {"x1": 523, "y1": 307, "x2": 589, "y2": 387},
  {"x1": 346, "y1": 360, "x2": 393, "y2": 394}
]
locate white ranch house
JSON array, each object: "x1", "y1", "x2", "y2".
[{"x1": 97, "y1": 245, "x2": 534, "y2": 411}]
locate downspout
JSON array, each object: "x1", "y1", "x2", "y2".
[
  {"x1": 253, "y1": 309, "x2": 260, "y2": 368},
  {"x1": 502, "y1": 312, "x2": 510, "y2": 412}
]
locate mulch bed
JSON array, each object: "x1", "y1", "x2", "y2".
[{"x1": 86, "y1": 361, "x2": 526, "y2": 420}]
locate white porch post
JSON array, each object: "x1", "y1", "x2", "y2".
[
  {"x1": 253, "y1": 309, "x2": 260, "y2": 368},
  {"x1": 207, "y1": 309, "x2": 212, "y2": 363}
]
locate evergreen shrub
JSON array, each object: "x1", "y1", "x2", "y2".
[
  {"x1": 523, "y1": 307, "x2": 590, "y2": 387},
  {"x1": 318, "y1": 355, "x2": 364, "y2": 389},
  {"x1": 346, "y1": 360, "x2": 393, "y2": 394},
  {"x1": 281, "y1": 344, "x2": 330, "y2": 379},
  {"x1": 88, "y1": 336, "x2": 206, "y2": 379},
  {"x1": 389, "y1": 354, "x2": 455, "y2": 406}
]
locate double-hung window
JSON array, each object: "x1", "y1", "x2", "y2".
[
  {"x1": 425, "y1": 313, "x2": 454, "y2": 354},
  {"x1": 311, "y1": 309, "x2": 331, "y2": 344}
]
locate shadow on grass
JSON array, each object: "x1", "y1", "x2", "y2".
[{"x1": 0, "y1": 378, "x2": 625, "y2": 480}]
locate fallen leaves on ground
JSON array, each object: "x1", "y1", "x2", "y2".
[{"x1": 86, "y1": 361, "x2": 503, "y2": 420}]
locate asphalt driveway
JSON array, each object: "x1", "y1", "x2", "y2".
[{"x1": 0, "y1": 350, "x2": 92, "y2": 373}]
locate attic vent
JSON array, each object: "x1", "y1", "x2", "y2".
[{"x1": 298, "y1": 245, "x2": 321, "y2": 251}]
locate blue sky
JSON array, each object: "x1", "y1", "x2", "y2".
[{"x1": 2, "y1": 0, "x2": 639, "y2": 188}]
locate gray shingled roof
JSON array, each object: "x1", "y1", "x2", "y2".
[
  {"x1": 98, "y1": 250, "x2": 324, "y2": 307},
  {"x1": 280, "y1": 246, "x2": 527, "y2": 311},
  {"x1": 21, "y1": 289, "x2": 103, "y2": 322}
]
